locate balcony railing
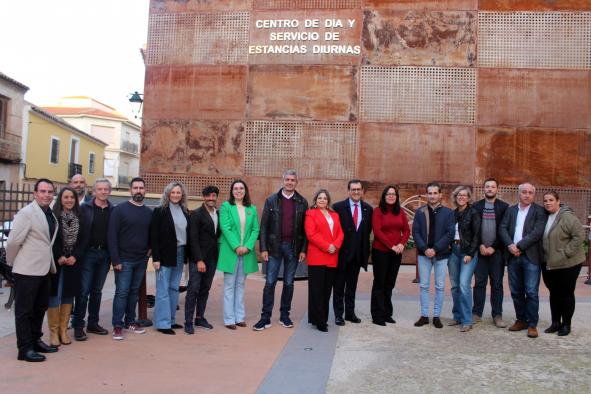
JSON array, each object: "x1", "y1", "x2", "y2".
[
  {"x1": 120, "y1": 140, "x2": 139, "y2": 155},
  {"x1": 68, "y1": 163, "x2": 82, "y2": 179}
]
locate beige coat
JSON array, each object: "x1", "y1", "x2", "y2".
[
  {"x1": 543, "y1": 206, "x2": 586, "y2": 270},
  {"x1": 6, "y1": 200, "x2": 58, "y2": 276}
]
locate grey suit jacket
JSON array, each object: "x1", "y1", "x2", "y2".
[
  {"x1": 6, "y1": 200, "x2": 58, "y2": 276},
  {"x1": 499, "y1": 202, "x2": 547, "y2": 264}
]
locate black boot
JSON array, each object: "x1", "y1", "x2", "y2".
[
  {"x1": 544, "y1": 321, "x2": 561, "y2": 334},
  {"x1": 557, "y1": 324, "x2": 571, "y2": 336}
]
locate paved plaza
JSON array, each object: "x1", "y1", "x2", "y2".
[{"x1": 1, "y1": 266, "x2": 590, "y2": 393}]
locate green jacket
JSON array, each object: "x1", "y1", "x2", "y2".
[
  {"x1": 217, "y1": 201, "x2": 260, "y2": 274},
  {"x1": 543, "y1": 205, "x2": 586, "y2": 270}
]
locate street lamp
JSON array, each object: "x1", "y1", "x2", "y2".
[{"x1": 128, "y1": 91, "x2": 143, "y2": 119}]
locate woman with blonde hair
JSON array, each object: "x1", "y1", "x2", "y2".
[{"x1": 150, "y1": 181, "x2": 190, "y2": 335}]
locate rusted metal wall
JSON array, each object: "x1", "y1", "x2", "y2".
[{"x1": 143, "y1": 0, "x2": 591, "y2": 218}]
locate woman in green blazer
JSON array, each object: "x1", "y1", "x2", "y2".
[{"x1": 218, "y1": 180, "x2": 260, "y2": 329}]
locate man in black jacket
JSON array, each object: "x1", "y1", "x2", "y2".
[
  {"x1": 471, "y1": 178, "x2": 509, "y2": 328},
  {"x1": 72, "y1": 178, "x2": 114, "y2": 340},
  {"x1": 184, "y1": 186, "x2": 220, "y2": 334},
  {"x1": 254, "y1": 170, "x2": 308, "y2": 331},
  {"x1": 499, "y1": 183, "x2": 547, "y2": 338},
  {"x1": 332, "y1": 179, "x2": 373, "y2": 325}
]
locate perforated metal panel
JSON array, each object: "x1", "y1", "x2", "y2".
[
  {"x1": 147, "y1": 12, "x2": 250, "y2": 65},
  {"x1": 478, "y1": 12, "x2": 591, "y2": 69},
  {"x1": 244, "y1": 121, "x2": 357, "y2": 179},
  {"x1": 142, "y1": 173, "x2": 235, "y2": 198},
  {"x1": 254, "y1": 0, "x2": 361, "y2": 9},
  {"x1": 474, "y1": 185, "x2": 591, "y2": 224},
  {"x1": 360, "y1": 66, "x2": 476, "y2": 125}
]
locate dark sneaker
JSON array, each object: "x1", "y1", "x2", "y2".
[
  {"x1": 171, "y1": 324, "x2": 183, "y2": 329},
  {"x1": 414, "y1": 316, "x2": 429, "y2": 327},
  {"x1": 253, "y1": 319, "x2": 272, "y2": 331},
  {"x1": 433, "y1": 317, "x2": 443, "y2": 328},
  {"x1": 112, "y1": 327, "x2": 124, "y2": 340},
  {"x1": 184, "y1": 323, "x2": 195, "y2": 335},
  {"x1": 125, "y1": 323, "x2": 146, "y2": 334},
  {"x1": 87, "y1": 324, "x2": 109, "y2": 335},
  {"x1": 74, "y1": 327, "x2": 87, "y2": 341},
  {"x1": 195, "y1": 318, "x2": 213, "y2": 330},
  {"x1": 157, "y1": 328, "x2": 176, "y2": 335},
  {"x1": 280, "y1": 317, "x2": 294, "y2": 328},
  {"x1": 384, "y1": 317, "x2": 396, "y2": 324}
]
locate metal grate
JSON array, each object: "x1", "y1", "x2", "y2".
[
  {"x1": 254, "y1": 0, "x2": 361, "y2": 9},
  {"x1": 474, "y1": 185, "x2": 591, "y2": 224},
  {"x1": 141, "y1": 173, "x2": 235, "y2": 198},
  {"x1": 478, "y1": 12, "x2": 591, "y2": 69},
  {"x1": 360, "y1": 66, "x2": 476, "y2": 124},
  {"x1": 244, "y1": 121, "x2": 357, "y2": 179},
  {"x1": 147, "y1": 12, "x2": 250, "y2": 65}
]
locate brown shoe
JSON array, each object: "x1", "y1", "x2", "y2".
[
  {"x1": 414, "y1": 316, "x2": 429, "y2": 327},
  {"x1": 225, "y1": 324, "x2": 237, "y2": 330},
  {"x1": 527, "y1": 327, "x2": 538, "y2": 338},
  {"x1": 508, "y1": 320, "x2": 527, "y2": 331},
  {"x1": 235, "y1": 322, "x2": 247, "y2": 328}
]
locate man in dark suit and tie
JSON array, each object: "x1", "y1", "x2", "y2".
[
  {"x1": 332, "y1": 179, "x2": 373, "y2": 325},
  {"x1": 184, "y1": 186, "x2": 220, "y2": 334},
  {"x1": 499, "y1": 183, "x2": 547, "y2": 338}
]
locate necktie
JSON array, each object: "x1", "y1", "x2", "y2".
[{"x1": 353, "y1": 203, "x2": 359, "y2": 229}]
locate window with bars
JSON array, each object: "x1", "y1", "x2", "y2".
[
  {"x1": 50, "y1": 137, "x2": 60, "y2": 164},
  {"x1": 89, "y1": 152, "x2": 96, "y2": 174}
]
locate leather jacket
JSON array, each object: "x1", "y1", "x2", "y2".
[{"x1": 455, "y1": 205, "x2": 481, "y2": 257}]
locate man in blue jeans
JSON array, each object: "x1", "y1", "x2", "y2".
[
  {"x1": 72, "y1": 179, "x2": 115, "y2": 340},
  {"x1": 499, "y1": 183, "x2": 547, "y2": 338},
  {"x1": 253, "y1": 170, "x2": 308, "y2": 331},
  {"x1": 412, "y1": 182, "x2": 455, "y2": 329},
  {"x1": 108, "y1": 177, "x2": 153, "y2": 340}
]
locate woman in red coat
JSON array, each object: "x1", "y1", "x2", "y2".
[{"x1": 305, "y1": 189, "x2": 344, "y2": 332}]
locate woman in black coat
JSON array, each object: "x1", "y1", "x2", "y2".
[
  {"x1": 48, "y1": 186, "x2": 86, "y2": 346},
  {"x1": 150, "y1": 181, "x2": 190, "y2": 335}
]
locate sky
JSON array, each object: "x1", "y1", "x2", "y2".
[{"x1": 0, "y1": 0, "x2": 149, "y2": 121}]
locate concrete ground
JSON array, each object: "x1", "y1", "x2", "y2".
[{"x1": 1, "y1": 265, "x2": 590, "y2": 393}]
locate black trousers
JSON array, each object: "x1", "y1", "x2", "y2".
[
  {"x1": 542, "y1": 264, "x2": 582, "y2": 326},
  {"x1": 14, "y1": 273, "x2": 50, "y2": 353},
  {"x1": 184, "y1": 259, "x2": 217, "y2": 323},
  {"x1": 371, "y1": 249, "x2": 402, "y2": 321},
  {"x1": 333, "y1": 257, "x2": 362, "y2": 319},
  {"x1": 472, "y1": 250, "x2": 505, "y2": 318},
  {"x1": 308, "y1": 265, "x2": 336, "y2": 327}
]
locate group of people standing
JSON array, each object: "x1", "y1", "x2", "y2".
[{"x1": 5, "y1": 171, "x2": 587, "y2": 363}]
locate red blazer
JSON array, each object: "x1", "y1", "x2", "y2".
[{"x1": 305, "y1": 208, "x2": 344, "y2": 267}]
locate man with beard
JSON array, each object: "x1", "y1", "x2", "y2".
[
  {"x1": 184, "y1": 186, "x2": 220, "y2": 334},
  {"x1": 70, "y1": 174, "x2": 91, "y2": 205},
  {"x1": 471, "y1": 178, "x2": 509, "y2": 327},
  {"x1": 72, "y1": 179, "x2": 115, "y2": 340},
  {"x1": 108, "y1": 177, "x2": 152, "y2": 340}
]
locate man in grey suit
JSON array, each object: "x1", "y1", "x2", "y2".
[
  {"x1": 6, "y1": 179, "x2": 60, "y2": 361},
  {"x1": 499, "y1": 183, "x2": 547, "y2": 338}
]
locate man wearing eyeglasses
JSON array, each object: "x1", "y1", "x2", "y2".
[{"x1": 332, "y1": 180, "x2": 373, "y2": 325}]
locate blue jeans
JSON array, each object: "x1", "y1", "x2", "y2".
[
  {"x1": 508, "y1": 255, "x2": 541, "y2": 327},
  {"x1": 112, "y1": 257, "x2": 148, "y2": 328},
  {"x1": 261, "y1": 242, "x2": 298, "y2": 321},
  {"x1": 73, "y1": 248, "x2": 110, "y2": 328},
  {"x1": 448, "y1": 245, "x2": 478, "y2": 325},
  {"x1": 418, "y1": 255, "x2": 448, "y2": 317},
  {"x1": 48, "y1": 268, "x2": 73, "y2": 307},
  {"x1": 223, "y1": 256, "x2": 246, "y2": 325},
  {"x1": 153, "y1": 247, "x2": 185, "y2": 329}
]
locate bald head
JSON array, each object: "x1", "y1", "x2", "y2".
[{"x1": 70, "y1": 174, "x2": 87, "y2": 198}]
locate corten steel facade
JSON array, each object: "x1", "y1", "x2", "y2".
[{"x1": 141, "y1": 0, "x2": 591, "y2": 221}]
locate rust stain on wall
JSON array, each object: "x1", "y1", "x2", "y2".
[
  {"x1": 365, "y1": 1, "x2": 478, "y2": 11},
  {"x1": 143, "y1": 65, "x2": 248, "y2": 120},
  {"x1": 357, "y1": 123, "x2": 475, "y2": 185},
  {"x1": 476, "y1": 127, "x2": 591, "y2": 187},
  {"x1": 150, "y1": 0, "x2": 253, "y2": 12},
  {"x1": 478, "y1": 69, "x2": 591, "y2": 129},
  {"x1": 362, "y1": 9, "x2": 476, "y2": 66},
  {"x1": 479, "y1": 0, "x2": 591, "y2": 11},
  {"x1": 247, "y1": 65, "x2": 358, "y2": 121},
  {"x1": 141, "y1": 120, "x2": 244, "y2": 175}
]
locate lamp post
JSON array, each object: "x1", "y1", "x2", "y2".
[{"x1": 128, "y1": 91, "x2": 143, "y2": 119}]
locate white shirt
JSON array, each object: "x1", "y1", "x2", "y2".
[
  {"x1": 324, "y1": 212, "x2": 334, "y2": 235},
  {"x1": 349, "y1": 198, "x2": 362, "y2": 230},
  {"x1": 281, "y1": 190, "x2": 294, "y2": 200},
  {"x1": 208, "y1": 207, "x2": 218, "y2": 233},
  {"x1": 513, "y1": 204, "x2": 531, "y2": 244}
]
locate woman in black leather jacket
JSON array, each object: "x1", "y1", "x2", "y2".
[{"x1": 448, "y1": 186, "x2": 481, "y2": 332}]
